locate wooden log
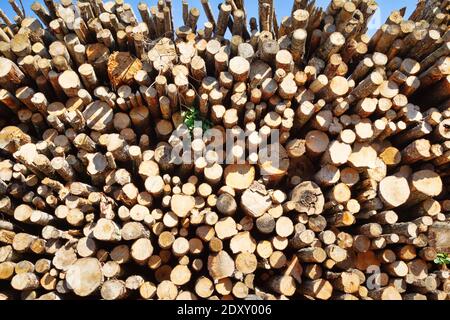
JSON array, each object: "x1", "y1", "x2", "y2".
[
  {"x1": 317, "y1": 32, "x2": 346, "y2": 61},
  {"x1": 216, "y1": 3, "x2": 232, "y2": 38},
  {"x1": 101, "y1": 279, "x2": 128, "y2": 300},
  {"x1": 268, "y1": 275, "x2": 296, "y2": 296},
  {"x1": 131, "y1": 238, "x2": 153, "y2": 265},
  {"x1": 208, "y1": 251, "x2": 235, "y2": 281},
  {"x1": 289, "y1": 181, "x2": 324, "y2": 215},
  {"x1": 66, "y1": 258, "x2": 103, "y2": 297},
  {"x1": 0, "y1": 58, "x2": 27, "y2": 92},
  {"x1": 368, "y1": 286, "x2": 402, "y2": 300},
  {"x1": 301, "y1": 279, "x2": 333, "y2": 300},
  {"x1": 378, "y1": 175, "x2": 410, "y2": 209}
]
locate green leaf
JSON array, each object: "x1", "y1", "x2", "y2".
[
  {"x1": 182, "y1": 106, "x2": 213, "y2": 136},
  {"x1": 434, "y1": 253, "x2": 450, "y2": 266}
]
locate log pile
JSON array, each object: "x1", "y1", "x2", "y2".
[{"x1": 0, "y1": 0, "x2": 449, "y2": 301}]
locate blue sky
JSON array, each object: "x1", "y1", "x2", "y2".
[{"x1": 1, "y1": 0, "x2": 417, "y2": 36}]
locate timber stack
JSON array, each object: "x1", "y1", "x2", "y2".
[{"x1": 0, "y1": 0, "x2": 449, "y2": 301}]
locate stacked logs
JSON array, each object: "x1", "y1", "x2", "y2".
[{"x1": 0, "y1": 0, "x2": 449, "y2": 301}]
